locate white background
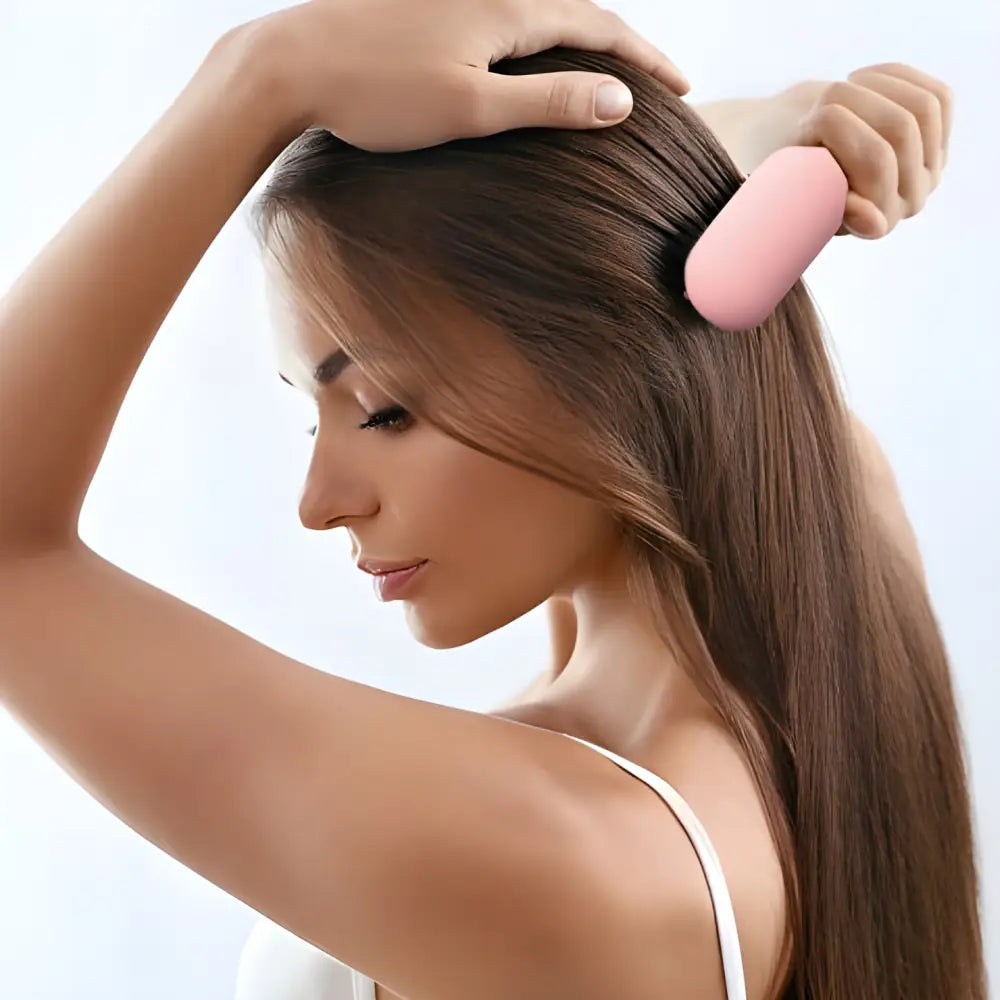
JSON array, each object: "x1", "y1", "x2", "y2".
[{"x1": 1, "y1": 1, "x2": 997, "y2": 996}]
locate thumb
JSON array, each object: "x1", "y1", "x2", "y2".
[
  {"x1": 464, "y1": 71, "x2": 634, "y2": 136},
  {"x1": 836, "y1": 191, "x2": 890, "y2": 239}
]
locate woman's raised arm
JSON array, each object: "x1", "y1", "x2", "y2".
[{"x1": 0, "y1": 25, "x2": 297, "y2": 555}]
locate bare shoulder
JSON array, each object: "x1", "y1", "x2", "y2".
[
  {"x1": 613, "y1": 717, "x2": 792, "y2": 1000},
  {"x1": 489, "y1": 702, "x2": 792, "y2": 1000}
]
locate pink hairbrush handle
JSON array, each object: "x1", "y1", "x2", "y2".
[{"x1": 683, "y1": 146, "x2": 849, "y2": 331}]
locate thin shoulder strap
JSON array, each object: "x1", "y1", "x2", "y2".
[
  {"x1": 561, "y1": 733, "x2": 748, "y2": 1000},
  {"x1": 352, "y1": 966, "x2": 376, "y2": 1000}
]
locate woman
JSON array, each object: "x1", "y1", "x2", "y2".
[{"x1": 0, "y1": 2, "x2": 981, "y2": 1000}]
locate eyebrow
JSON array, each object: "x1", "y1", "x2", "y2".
[{"x1": 278, "y1": 349, "x2": 354, "y2": 390}]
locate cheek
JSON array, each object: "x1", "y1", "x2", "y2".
[
  {"x1": 399, "y1": 440, "x2": 605, "y2": 648},
  {"x1": 418, "y1": 445, "x2": 525, "y2": 561},
  {"x1": 424, "y1": 442, "x2": 596, "y2": 587}
]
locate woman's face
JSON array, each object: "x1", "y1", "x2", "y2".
[{"x1": 265, "y1": 267, "x2": 618, "y2": 649}]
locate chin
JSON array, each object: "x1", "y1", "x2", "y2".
[
  {"x1": 403, "y1": 596, "x2": 528, "y2": 651},
  {"x1": 403, "y1": 608, "x2": 488, "y2": 650}
]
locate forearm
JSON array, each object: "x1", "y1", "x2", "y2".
[
  {"x1": 692, "y1": 96, "x2": 769, "y2": 174},
  {"x1": 0, "y1": 26, "x2": 297, "y2": 555},
  {"x1": 693, "y1": 81, "x2": 826, "y2": 175}
]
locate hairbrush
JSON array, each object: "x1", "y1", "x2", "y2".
[{"x1": 683, "y1": 146, "x2": 849, "y2": 330}]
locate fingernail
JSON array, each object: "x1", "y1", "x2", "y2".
[{"x1": 596, "y1": 82, "x2": 633, "y2": 121}]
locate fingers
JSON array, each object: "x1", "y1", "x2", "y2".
[
  {"x1": 797, "y1": 98, "x2": 901, "y2": 227},
  {"x1": 463, "y1": 68, "x2": 633, "y2": 135},
  {"x1": 854, "y1": 62, "x2": 953, "y2": 168},
  {"x1": 798, "y1": 85, "x2": 927, "y2": 235},
  {"x1": 795, "y1": 65, "x2": 953, "y2": 236},
  {"x1": 549, "y1": 2, "x2": 690, "y2": 95},
  {"x1": 848, "y1": 67, "x2": 947, "y2": 183}
]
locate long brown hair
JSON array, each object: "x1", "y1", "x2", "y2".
[{"x1": 248, "y1": 47, "x2": 986, "y2": 1000}]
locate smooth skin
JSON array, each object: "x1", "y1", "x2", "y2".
[{"x1": 0, "y1": 0, "x2": 950, "y2": 997}]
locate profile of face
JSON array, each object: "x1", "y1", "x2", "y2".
[{"x1": 264, "y1": 262, "x2": 619, "y2": 651}]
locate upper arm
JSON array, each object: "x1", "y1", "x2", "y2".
[
  {"x1": 0, "y1": 542, "x2": 617, "y2": 1000},
  {"x1": 848, "y1": 411, "x2": 928, "y2": 587}
]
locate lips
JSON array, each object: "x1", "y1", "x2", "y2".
[
  {"x1": 371, "y1": 560, "x2": 427, "y2": 601},
  {"x1": 359, "y1": 558, "x2": 428, "y2": 576}
]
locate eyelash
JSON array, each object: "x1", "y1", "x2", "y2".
[{"x1": 306, "y1": 405, "x2": 411, "y2": 438}]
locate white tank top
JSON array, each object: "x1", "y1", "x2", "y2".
[{"x1": 235, "y1": 731, "x2": 748, "y2": 1000}]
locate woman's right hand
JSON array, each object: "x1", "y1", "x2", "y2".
[
  {"x1": 743, "y1": 64, "x2": 953, "y2": 239},
  {"x1": 233, "y1": 0, "x2": 689, "y2": 152}
]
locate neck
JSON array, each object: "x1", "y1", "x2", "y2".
[{"x1": 541, "y1": 575, "x2": 715, "y2": 756}]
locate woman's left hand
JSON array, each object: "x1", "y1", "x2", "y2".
[
  {"x1": 239, "y1": 0, "x2": 690, "y2": 153},
  {"x1": 746, "y1": 64, "x2": 954, "y2": 239}
]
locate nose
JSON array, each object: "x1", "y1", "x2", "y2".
[
  {"x1": 297, "y1": 441, "x2": 379, "y2": 532},
  {"x1": 299, "y1": 489, "x2": 379, "y2": 532}
]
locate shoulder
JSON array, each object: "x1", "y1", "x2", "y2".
[
  {"x1": 488, "y1": 702, "x2": 791, "y2": 998},
  {"x1": 572, "y1": 717, "x2": 793, "y2": 1000}
]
